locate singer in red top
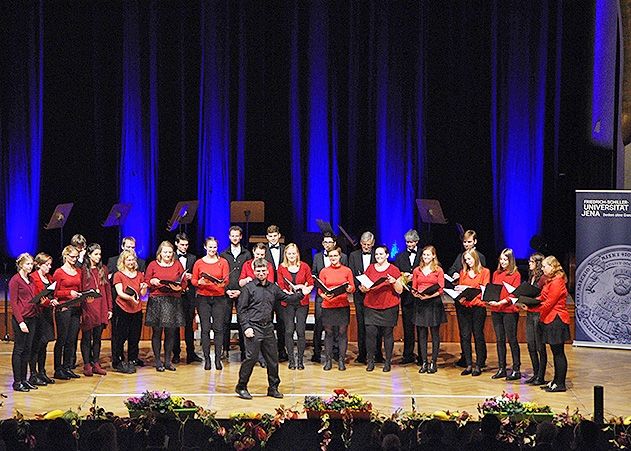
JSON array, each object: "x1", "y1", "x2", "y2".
[
  {"x1": 9, "y1": 253, "x2": 39, "y2": 392},
  {"x1": 488, "y1": 248, "x2": 522, "y2": 381},
  {"x1": 192, "y1": 236, "x2": 230, "y2": 371},
  {"x1": 412, "y1": 245, "x2": 446, "y2": 374},
  {"x1": 360, "y1": 245, "x2": 402, "y2": 372},
  {"x1": 53, "y1": 245, "x2": 83, "y2": 380},
  {"x1": 318, "y1": 246, "x2": 355, "y2": 371},
  {"x1": 521, "y1": 252, "x2": 548, "y2": 385},
  {"x1": 79, "y1": 244, "x2": 113, "y2": 377},
  {"x1": 456, "y1": 249, "x2": 490, "y2": 377},
  {"x1": 145, "y1": 241, "x2": 187, "y2": 372},
  {"x1": 277, "y1": 243, "x2": 314, "y2": 370}
]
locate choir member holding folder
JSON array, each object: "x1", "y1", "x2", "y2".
[
  {"x1": 53, "y1": 245, "x2": 83, "y2": 380},
  {"x1": 112, "y1": 249, "x2": 147, "y2": 374},
  {"x1": 29, "y1": 253, "x2": 58, "y2": 386},
  {"x1": 145, "y1": 241, "x2": 187, "y2": 372},
  {"x1": 454, "y1": 249, "x2": 490, "y2": 376},
  {"x1": 488, "y1": 248, "x2": 521, "y2": 381},
  {"x1": 411, "y1": 246, "x2": 446, "y2": 374},
  {"x1": 360, "y1": 245, "x2": 402, "y2": 372},
  {"x1": 79, "y1": 244, "x2": 113, "y2": 377},
  {"x1": 277, "y1": 243, "x2": 314, "y2": 370},
  {"x1": 9, "y1": 253, "x2": 39, "y2": 391},
  {"x1": 522, "y1": 253, "x2": 548, "y2": 385},
  {"x1": 317, "y1": 247, "x2": 355, "y2": 371},
  {"x1": 192, "y1": 237, "x2": 230, "y2": 370}
]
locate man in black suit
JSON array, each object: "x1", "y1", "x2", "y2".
[
  {"x1": 220, "y1": 225, "x2": 252, "y2": 361},
  {"x1": 348, "y1": 231, "x2": 379, "y2": 364},
  {"x1": 172, "y1": 233, "x2": 202, "y2": 364},
  {"x1": 394, "y1": 229, "x2": 422, "y2": 364},
  {"x1": 311, "y1": 232, "x2": 348, "y2": 363},
  {"x1": 263, "y1": 225, "x2": 288, "y2": 362}
]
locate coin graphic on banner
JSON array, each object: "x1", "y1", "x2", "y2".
[{"x1": 575, "y1": 245, "x2": 631, "y2": 344}]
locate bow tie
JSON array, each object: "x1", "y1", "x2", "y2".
[
  {"x1": 269, "y1": 244, "x2": 279, "y2": 250},
  {"x1": 362, "y1": 252, "x2": 372, "y2": 256},
  {"x1": 177, "y1": 253, "x2": 187, "y2": 258},
  {"x1": 408, "y1": 250, "x2": 416, "y2": 255}
]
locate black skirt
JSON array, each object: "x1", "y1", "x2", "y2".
[
  {"x1": 365, "y1": 305, "x2": 399, "y2": 327},
  {"x1": 145, "y1": 296, "x2": 185, "y2": 328},
  {"x1": 36, "y1": 308, "x2": 56, "y2": 342},
  {"x1": 321, "y1": 306, "x2": 350, "y2": 327},
  {"x1": 413, "y1": 295, "x2": 447, "y2": 328},
  {"x1": 543, "y1": 315, "x2": 570, "y2": 345}
]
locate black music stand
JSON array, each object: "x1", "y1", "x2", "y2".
[
  {"x1": 230, "y1": 201, "x2": 264, "y2": 244},
  {"x1": 44, "y1": 203, "x2": 74, "y2": 253},
  {"x1": 166, "y1": 200, "x2": 199, "y2": 233},
  {"x1": 102, "y1": 203, "x2": 132, "y2": 245},
  {"x1": 337, "y1": 224, "x2": 358, "y2": 248},
  {"x1": 315, "y1": 219, "x2": 334, "y2": 236},
  {"x1": 416, "y1": 199, "x2": 447, "y2": 244}
]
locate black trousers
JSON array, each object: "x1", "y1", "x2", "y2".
[
  {"x1": 400, "y1": 294, "x2": 416, "y2": 359},
  {"x1": 353, "y1": 293, "x2": 367, "y2": 359},
  {"x1": 417, "y1": 325, "x2": 441, "y2": 363},
  {"x1": 282, "y1": 303, "x2": 308, "y2": 359},
  {"x1": 173, "y1": 293, "x2": 196, "y2": 357},
  {"x1": 12, "y1": 316, "x2": 37, "y2": 383},
  {"x1": 366, "y1": 325, "x2": 394, "y2": 362},
  {"x1": 223, "y1": 297, "x2": 245, "y2": 356},
  {"x1": 525, "y1": 312, "x2": 548, "y2": 380},
  {"x1": 457, "y1": 306, "x2": 487, "y2": 367},
  {"x1": 80, "y1": 324, "x2": 104, "y2": 365},
  {"x1": 152, "y1": 327, "x2": 177, "y2": 367},
  {"x1": 112, "y1": 303, "x2": 143, "y2": 366},
  {"x1": 491, "y1": 312, "x2": 520, "y2": 371},
  {"x1": 29, "y1": 313, "x2": 51, "y2": 375},
  {"x1": 197, "y1": 296, "x2": 227, "y2": 359},
  {"x1": 550, "y1": 343, "x2": 567, "y2": 387},
  {"x1": 313, "y1": 297, "x2": 339, "y2": 358},
  {"x1": 54, "y1": 308, "x2": 81, "y2": 371},
  {"x1": 273, "y1": 299, "x2": 286, "y2": 355},
  {"x1": 237, "y1": 323, "x2": 280, "y2": 390}
]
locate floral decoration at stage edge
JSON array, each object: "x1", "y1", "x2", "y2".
[
  {"x1": 478, "y1": 391, "x2": 553, "y2": 421},
  {"x1": 124, "y1": 390, "x2": 197, "y2": 417},
  {"x1": 304, "y1": 389, "x2": 372, "y2": 419}
]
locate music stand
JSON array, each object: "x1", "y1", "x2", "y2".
[
  {"x1": 315, "y1": 219, "x2": 334, "y2": 236},
  {"x1": 230, "y1": 201, "x2": 265, "y2": 243},
  {"x1": 416, "y1": 199, "x2": 447, "y2": 244},
  {"x1": 44, "y1": 203, "x2": 74, "y2": 252},
  {"x1": 166, "y1": 200, "x2": 199, "y2": 233},
  {"x1": 337, "y1": 224, "x2": 358, "y2": 248},
  {"x1": 102, "y1": 203, "x2": 132, "y2": 245}
]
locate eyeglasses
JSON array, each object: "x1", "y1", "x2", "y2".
[
  {"x1": 323, "y1": 241, "x2": 335, "y2": 245},
  {"x1": 68, "y1": 254, "x2": 79, "y2": 259}
]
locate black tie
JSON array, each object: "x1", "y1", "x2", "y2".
[
  {"x1": 363, "y1": 252, "x2": 371, "y2": 255},
  {"x1": 270, "y1": 245, "x2": 279, "y2": 249}
]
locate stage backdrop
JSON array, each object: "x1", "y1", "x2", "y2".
[{"x1": 574, "y1": 190, "x2": 631, "y2": 349}]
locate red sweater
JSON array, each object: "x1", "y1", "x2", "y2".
[
  {"x1": 9, "y1": 273, "x2": 38, "y2": 323},
  {"x1": 80, "y1": 267, "x2": 113, "y2": 330},
  {"x1": 53, "y1": 267, "x2": 82, "y2": 306},
  {"x1": 458, "y1": 267, "x2": 491, "y2": 308},
  {"x1": 490, "y1": 270, "x2": 521, "y2": 313},
  {"x1": 318, "y1": 264, "x2": 355, "y2": 309},
  {"x1": 145, "y1": 260, "x2": 187, "y2": 297},
  {"x1": 239, "y1": 259, "x2": 274, "y2": 284},
  {"x1": 412, "y1": 266, "x2": 445, "y2": 297},
  {"x1": 363, "y1": 264, "x2": 401, "y2": 310},
  {"x1": 113, "y1": 271, "x2": 144, "y2": 314},
  {"x1": 537, "y1": 276, "x2": 569, "y2": 325},
  {"x1": 192, "y1": 257, "x2": 230, "y2": 297},
  {"x1": 277, "y1": 262, "x2": 314, "y2": 306}
]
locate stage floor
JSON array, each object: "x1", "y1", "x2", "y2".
[{"x1": 1, "y1": 341, "x2": 629, "y2": 419}]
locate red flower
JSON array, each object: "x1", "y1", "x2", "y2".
[
  {"x1": 333, "y1": 389, "x2": 348, "y2": 396},
  {"x1": 254, "y1": 425, "x2": 267, "y2": 441}
]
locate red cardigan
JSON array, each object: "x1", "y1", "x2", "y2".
[
  {"x1": 537, "y1": 276, "x2": 569, "y2": 325},
  {"x1": 318, "y1": 264, "x2": 355, "y2": 309},
  {"x1": 9, "y1": 273, "x2": 38, "y2": 323},
  {"x1": 192, "y1": 257, "x2": 230, "y2": 297},
  {"x1": 458, "y1": 267, "x2": 491, "y2": 308},
  {"x1": 277, "y1": 262, "x2": 314, "y2": 306},
  {"x1": 363, "y1": 264, "x2": 401, "y2": 310},
  {"x1": 490, "y1": 270, "x2": 521, "y2": 313},
  {"x1": 80, "y1": 267, "x2": 113, "y2": 331}
]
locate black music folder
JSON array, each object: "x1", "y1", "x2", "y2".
[{"x1": 314, "y1": 276, "x2": 349, "y2": 297}]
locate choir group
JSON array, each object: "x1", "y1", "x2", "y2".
[{"x1": 8, "y1": 226, "x2": 571, "y2": 397}]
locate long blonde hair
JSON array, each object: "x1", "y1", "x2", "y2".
[
  {"x1": 419, "y1": 245, "x2": 440, "y2": 272},
  {"x1": 496, "y1": 248, "x2": 517, "y2": 274},
  {"x1": 543, "y1": 256, "x2": 567, "y2": 282},
  {"x1": 462, "y1": 249, "x2": 482, "y2": 274},
  {"x1": 281, "y1": 243, "x2": 301, "y2": 268}
]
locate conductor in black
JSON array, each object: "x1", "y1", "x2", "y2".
[{"x1": 235, "y1": 258, "x2": 308, "y2": 400}]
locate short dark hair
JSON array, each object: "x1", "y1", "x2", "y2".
[
  {"x1": 322, "y1": 231, "x2": 337, "y2": 241},
  {"x1": 175, "y1": 232, "x2": 189, "y2": 243},
  {"x1": 267, "y1": 224, "x2": 280, "y2": 234},
  {"x1": 229, "y1": 225, "x2": 243, "y2": 234},
  {"x1": 253, "y1": 258, "x2": 268, "y2": 269}
]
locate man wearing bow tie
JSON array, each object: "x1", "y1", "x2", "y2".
[
  {"x1": 264, "y1": 225, "x2": 288, "y2": 362},
  {"x1": 394, "y1": 229, "x2": 422, "y2": 364},
  {"x1": 172, "y1": 233, "x2": 202, "y2": 364}
]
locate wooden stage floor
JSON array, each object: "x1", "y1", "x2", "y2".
[{"x1": 1, "y1": 341, "x2": 629, "y2": 419}]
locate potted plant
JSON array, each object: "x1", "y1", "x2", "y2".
[
  {"x1": 304, "y1": 389, "x2": 372, "y2": 420},
  {"x1": 478, "y1": 391, "x2": 553, "y2": 422}
]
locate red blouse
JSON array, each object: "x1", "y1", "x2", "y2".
[
  {"x1": 318, "y1": 265, "x2": 355, "y2": 309},
  {"x1": 458, "y1": 267, "x2": 491, "y2": 308},
  {"x1": 412, "y1": 266, "x2": 445, "y2": 298},
  {"x1": 30, "y1": 271, "x2": 53, "y2": 308},
  {"x1": 113, "y1": 271, "x2": 144, "y2": 314},
  {"x1": 80, "y1": 267, "x2": 113, "y2": 331},
  {"x1": 53, "y1": 267, "x2": 82, "y2": 306},
  {"x1": 239, "y1": 259, "x2": 274, "y2": 284},
  {"x1": 192, "y1": 257, "x2": 230, "y2": 297},
  {"x1": 144, "y1": 260, "x2": 187, "y2": 298},
  {"x1": 277, "y1": 262, "x2": 314, "y2": 306},
  {"x1": 537, "y1": 276, "x2": 569, "y2": 325},
  {"x1": 9, "y1": 273, "x2": 38, "y2": 323},
  {"x1": 490, "y1": 270, "x2": 521, "y2": 313},
  {"x1": 363, "y1": 264, "x2": 401, "y2": 310}
]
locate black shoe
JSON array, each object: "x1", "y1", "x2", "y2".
[
  {"x1": 524, "y1": 375, "x2": 537, "y2": 384},
  {"x1": 366, "y1": 360, "x2": 375, "y2": 372},
  {"x1": 461, "y1": 367, "x2": 472, "y2": 376},
  {"x1": 130, "y1": 359, "x2": 145, "y2": 367},
  {"x1": 323, "y1": 357, "x2": 332, "y2": 371},
  {"x1": 545, "y1": 383, "x2": 566, "y2": 393},
  {"x1": 187, "y1": 353, "x2": 203, "y2": 363},
  {"x1": 172, "y1": 355, "x2": 181, "y2": 364},
  {"x1": 13, "y1": 382, "x2": 29, "y2": 392},
  {"x1": 236, "y1": 387, "x2": 252, "y2": 399},
  {"x1": 23, "y1": 380, "x2": 38, "y2": 390},
  {"x1": 124, "y1": 362, "x2": 137, "y2": 373},
  {"x1": 540, "y1": 381, "x2": 553, "y2": 390},
  {"x1": 54, "y1": 369, "x2": 70, "y2": 380},
  {"x1": 278, "y1": 352, "x2": 289, "y2": 363},
  {"x1": 297, "y1": 357, "x2": 305, "y2": 370},
  {"x1": 29, "y1": 375, "x2": 47, "y2": 386},
  {"x1": 532, "y1": 378, "x2": 546, "y2": 386},
  {"x1": 338, "y1": 359, "x2": 346, "y2": 371},
  {"x1": 472, "y1": 366, "x2": 482, "y2": 377},
  {"x1": 40, "y1": 372, "x2": 55, "y2": 384},
  {"x1": 288, "y1": 358, "x2": 296, "y2": 370},
  {"x1": 400, "y1": 356, "x2": 416, "y2": 365},
  {"x1": 65, "y1": 368, "x2": 80, "y2": 379},
  {"x1": 267, "y1": 388, "x2": 284, "y2": 399},
  {"x1": 215, "y1": 359, "x2": 223, "y2": 370},
  {"x1": 156, "y1": 366, "x2": 165, "y2": 372},
  {"x1": 506, "y1": 371, "x2": 521, "y2": 381},
  {"x1": 310, "y1": 354, "x2": 321, "y2": 363},
  {"x1": 382, "y1": 361, "x2": 391, "y2": 372},
  {"x1": 419, "y1": 362, "x2": 428, "y2": 374},
  {"x1": 428, "y1": 362, "x2": 438, "y2": 373},
  {"x1": 491, "y1": 369, "x2": 507, "y2": 379},
  {"x1": 455, "y1": 357, "x2": 467, "y2": 368},
  {"x1": 114, "y1": 363, "x2": 130, "y2": 374},
  {"x1": 204, "y1": 358, "x2": 212, "y2": 371},
  {"x1": 165, "y1": 364, "x2": 176, "y2": 371}
]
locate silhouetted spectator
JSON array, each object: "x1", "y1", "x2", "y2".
[
  {"x1": 534, "y1": 421, "x2": 558, "y2": 451},
  {"x1": 43, "y1": 418, "x2": 77, "y2": 451},
  {"x1": 572, "y1": 420, "x2": 606, "y2": 451}
]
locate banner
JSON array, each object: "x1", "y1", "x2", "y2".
[{"x1": 574, "y1": 190, "x2": 631, "y2": 349}]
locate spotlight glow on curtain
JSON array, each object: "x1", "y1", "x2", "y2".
[
  {"x1": 198, "y1": 0, "x2": 230, "y2": 240},
  {"x1": 3, "y1": 2, "x2": 43, "y2": 256}
]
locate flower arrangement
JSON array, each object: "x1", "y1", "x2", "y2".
[
  {"x1": 222, "y1": 406, "x2": 300, "y2": 450},
  {"x1": 304, "y1": 389, "x2": 372, "y2": 413},
  {"x1": 478, "y1": 391, "x2": 552, "y2": 417},
  {"x1": 124, "y1": 390, "x2": 197, "y2": 416}
]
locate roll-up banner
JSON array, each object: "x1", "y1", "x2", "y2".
[{"x1": 574, "y1": 190, "x2": 631, "y2": 349}]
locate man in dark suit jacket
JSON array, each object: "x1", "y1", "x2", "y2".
[
  {"x1": 263, "y1": 225, "x2": 288, "y2": 361},
  {"x1": 311, "y1": 232, "x2": 348, "y2": 362},
  {"x1": 348, "y1": 231, "x2": 377, "y2": 364},
  {"x1": 172, "y1": 233, "x2": 202, "y2": 364},
  {"x1": 394, "y1": 229, "x2": 422, "y2": 364}
]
